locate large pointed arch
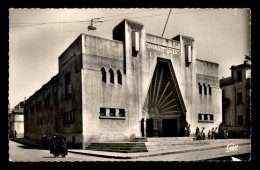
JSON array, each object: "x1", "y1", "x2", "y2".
[{"x1": 142, "y1": 58, "x2": 186, "y2": 117}]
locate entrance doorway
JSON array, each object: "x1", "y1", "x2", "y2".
[
  {"x1": 162, "y1": 119, "x2": 177, "y2": 137},
  {"x1": 146, "y1": 118, "x2": 154, "y2": 137}
]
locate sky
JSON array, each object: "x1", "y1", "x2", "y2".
[{"x1": 9, "y1": 8, "x2": 251, "y2": 109}]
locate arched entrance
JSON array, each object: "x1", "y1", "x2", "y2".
[{"x1": 142, "y1": 59, "x2": 186, "y2": 137}]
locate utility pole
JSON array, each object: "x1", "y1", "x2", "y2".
[{"x1": 161, "y1": 9, "x2": 172, "y2": 37}]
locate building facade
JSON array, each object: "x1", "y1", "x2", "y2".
[
  {"x1": 9, "y1": 101, "x2": 25, "y2": 138},
  {"x1": 24, "y1": 19, "x2": 222, "y2": 148},
  {"x1": 220, "y1": 60, "x2": 251, "y2": 127}
]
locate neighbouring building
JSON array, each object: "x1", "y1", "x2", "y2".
[
  {"x1": 220, "y1": 60, "x2": 251, "y2": 127},
  {"x1": 24, "y1": 19, "x2": 222, "y2": 148},
  {"x1": 9, "y1": 100, "x2": 25, "y2": 138}
]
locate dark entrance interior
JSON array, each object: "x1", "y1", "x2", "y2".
[
  {"x1": 146, "y1": 118, "x2": 154, "y2": 137},
  {"x1": 162, "y1": 119, "x2": 177, "y2": 137},
  {"x1": 141, "y1": 119, "x2": 144, "y2": 137}
]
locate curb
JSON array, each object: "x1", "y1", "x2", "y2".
[
  {"x1": 68, "y1": 142, "x2": 251, "y2": 159},
  {"x1": 10, "y1": 139, "x2": 251, "y2": 160}
]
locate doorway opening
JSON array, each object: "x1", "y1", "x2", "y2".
[{"x1": 162, "y1": 119, "x2": 177, "y2": 137}]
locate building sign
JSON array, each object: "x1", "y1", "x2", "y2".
[{"x1": 146, "y1": 42, "x2": 180, "y2": 55}]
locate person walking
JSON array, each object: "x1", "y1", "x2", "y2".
[
  {"x1": 224, "y1": 127, "x2": 228, "y2": 139},
  {"x1": 195, "y1": 127, "x2": 200, "y2": 140},
  {"x1": 14, "y1": 130, "x2": 17, "y2": 139},
  {"x1": 201, "y1": 127, "x2": 205, "y2": 140},
  {"x1": 208, "y1": 130, "x2": 211, "y2": 140},
  {"x1": 184, "y1": 126, "x2": 188, "y2": 137},
  {"x1": 211, "y1": 127, "x2": 215, "y2": 139},
  {"x1": 50, "y1": 134, "x2": 59, "y2": 157},
  {"x1": 214, "y1": 127, "x2": 218, "y2": 140},
  {"x1": 187, "y1": 124, "x2": 191, "y2": 137},
  {"x1": 195, "y1": 127, "x2": 200, "y2": 136},
  {"x1": 58, "y1": 134, "x2": 68, "y2": 157}
]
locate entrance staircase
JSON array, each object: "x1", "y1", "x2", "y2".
[
  {"x1": 85, "y1": 142, "x2": 148, "y2": 153},
  {"x1": 145, "y1": 137, "x2": 207, "y2": 151},
  {"x1": 86, "y1": 137, "x2": 198, "y2": 153}
]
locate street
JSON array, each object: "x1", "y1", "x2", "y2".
[
  {"x1": 9, "y1": 141, "x2": 112, "y2": 162},
  {"x1": 9, "y1": 140, "x2": 251, "y2": 162}
]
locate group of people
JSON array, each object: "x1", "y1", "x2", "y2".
[
  {"x1": 49, "y1": 133, "x2": 68, "y2": 157},
  {"x1": 195, "y1": 127, "x2": 206, "y2": 140},
  {"x1": 195, "y1": 126, "x2": 229, "y2": 140},
  {"x1": 207, "y1": 127, "x2": 220, "y2": 140}
]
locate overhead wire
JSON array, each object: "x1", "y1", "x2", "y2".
[
  {"x1": 10, "y1": 9, "x2": 215, "y2": 28},
  {"x1": 10, "y1": 9, "x2": 157, "y2": 28}
]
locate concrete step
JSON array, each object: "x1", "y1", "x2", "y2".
[
  {"x1": 147, "y1": 137, "x2": 195, "y2": 142},
  {"x1": 88, "y1": 146, "x2": 146, "y2": 150},
  {"x1": 130, "y1": 137, "x2": 148, "y2": 142},
  {"x1": 89, "y1": 143, "x2": 146, "y2": 147},
  {"x1": 86, "y1": 142, "x2": 148, "y2": 153},
  {"x1": 87, "y1": 148, "x2": 148, "y2": 153}
]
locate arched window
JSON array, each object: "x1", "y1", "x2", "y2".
[
  {"x1": 198, "y1": 83, "x2": 202, "y2": 95},
  {"x1": 101, "y1": 67, "x2": 106, "y2": 83},
  {"x1": 208, "y1": 84, "x2": 212, "y2": 95},
  {"x1": 117, "y1": 70, "x2": 122, "y2": 85},
  {"x1": 109, "y1": 68, "x2": 114, "y2": 84},
  {"x1": 203, "y1": 83, "x2": 207, "y2": 95}
]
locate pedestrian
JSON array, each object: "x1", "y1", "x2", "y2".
[
  {"x1": 195, "y1": 127, "x2": 200, "y2": 137},
  {"x1": 50, "y1": 134, "x2": 59, "y2": 157},
  {"x1": 201, "y1": 127, "x2": 205, "y2": 140},
  {"x1": 58, "y1": 134, "x2": 68, "y2": 157},
  {"x1": 211, "y1": 127, "x2": 214, "y2": 139},
  {"x1": 14, "y1": 130, "x2": 17, "y2": 138},
  {"x1": 224, "y1": 127, "x2": 228, "y2": 139},
  {"x1": 214, "y1": 127, "x2": 218, "y2": 140},
  {"x1": 208, "y1": 130, "x2": 211, "y2": 140},
  {"x1": 184, "y1": 126, "x2": 188, "y2": 137},
  {"x1": 187, "y1": 124, "x2": 191, "y2": 137}
]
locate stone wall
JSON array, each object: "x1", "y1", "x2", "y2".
[
  {"x1": 24, "y1": 74, "x2": 59, "y2": 141},
  {"x1": 195, "y1": 59, "x2": 222, "y2": 138}
]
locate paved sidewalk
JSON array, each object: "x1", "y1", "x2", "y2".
[
  {"x1": 69, "y1": 139, "x2": 251, "y2": 159},
  {"x1": 10, "y1": 138, "x2": 251, "y2": 160}
]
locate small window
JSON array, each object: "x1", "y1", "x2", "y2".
[
  {"x1": 72, "y1": 110, "x2": 76, "y2": 122},
  {"x1": 63, "y1": 110, "x2": 75, "y2": 124},
  {"x1": 110, "y1": 108, "x2": 115, "y2": 116},
  {"x1": 208, "y1": 85, "x2": 212, "y2": 95},
  {"x1": 100, "y1": 108, "x2": 106, "y2": 116},
  {"x1": 237, "y1": 92, "x2": 243, "y2": 104},
  {"x1": 101, "y1": 67, "x2": 106, "y2": 83},
  {"x1": 185, "y1": 45, "x2": 192, "y2": 66},
  {"x1": 68, "y1": 112, "x2": 71, "y2": 121},
  {"x1": 109, "y1": 69, "x2": 114, "y2": 84},
  {"x1": 238, "y1": 115, "x2": 243, "y2": 125},
  {"x1": 203, "y1": 84, "x2": 207, "y2": 95},
  {"x1": 198, "y1": 83, "x2": 202, "y2": 95},
  {"x1": 237, "y1": 70, "x2": 242, "y2": 82},
  {"x1": 204, "y1": 114, "x2": 208, "y2": 120},
  {"x1": 198, "y1": 114, "x2": 202, "y2": 120},
  {"x1": 119, "y1": 109, "x2": 125, "y2": 117},
  {"x1": 65, "y1": 73, "x2": 72, "y2": 96},
  {"x1": 210, "y1": 115, "x2": 214, "y2": 121},
  {"x1": 117, "y1": 70, "x2": 122, "y2": 85}
]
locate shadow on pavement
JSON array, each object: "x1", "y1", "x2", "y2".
[
  {"x1": 17, "y1": 145, "x2": 47, "y2": 150},
  {"x1": 42, "y1": 156, "x2": 67, "y2": 158}
]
